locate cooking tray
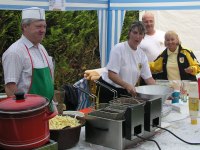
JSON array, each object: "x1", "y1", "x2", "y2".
[
  {"x1": 88, "y1": 109, "x2": 125, "y2": 120},
  {"x1": 109, "y1": 97, "x2": 146, "y2": 106},
  {"x1": 103, "y1": 105, "x2": 128, "y2": 111}
]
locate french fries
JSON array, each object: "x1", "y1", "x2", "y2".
[{"x1": 49, "y1": 115, "x2": 80, "y2": 130}]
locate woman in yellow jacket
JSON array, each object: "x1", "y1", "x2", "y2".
[{"x1": 150, "y1": 30, "x2": 200, "y2": 81}]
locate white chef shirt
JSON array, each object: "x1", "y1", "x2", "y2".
[
  {"x1": 102, "y1": 41, "x2": 152, "y2": 88},
  {"x1": 2, "y1": 35, "x2": 54, "y2": 93}
]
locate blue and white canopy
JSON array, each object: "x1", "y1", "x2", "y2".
[{"x1": 0, "y1": 0, "x2": 200, "y2": 66}]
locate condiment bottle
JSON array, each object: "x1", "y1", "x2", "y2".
[
  {"x1": 188, "y1": 82, "x2": 199, "y2": 125},
  {"x1": 198, "y1": 78, "x2": 200, "y2": 116}
]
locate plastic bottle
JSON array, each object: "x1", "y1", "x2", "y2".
[
  {"x1": 170, "y1": 80, "x2": 181, "y2": 103},
  {"x1": 188, "y1": 82, "x2": 199, "y2": 125},
  {"x1": 172, "y1": 90, "x2": 180, "y2": 103},
  {"x1": 180, "y1": 80, "x2": 190, "y2": 102},
  {"x1": 198, "y1": 78, "x2": 200, "y2": 116}
]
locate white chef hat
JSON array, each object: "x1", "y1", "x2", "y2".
[{"x1": 22, "y1": 7, "x2": 45, "y2": 20}]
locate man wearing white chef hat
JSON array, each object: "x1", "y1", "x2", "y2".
[
  {"x1": 22, "y1": 7, "x2": 45, "y2": 20},
  {"x1": 2, "y1": 7, "x2": 56, "y2": 111}
]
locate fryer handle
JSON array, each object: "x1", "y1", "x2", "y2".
[
  {"x1": 94, "y1": 80, "x2": 118, "y2": 99},
  {"x1": 94, "y1": 127, "x2": 109, "y2": 131},
  {"x1": 73, "y1": 84, "x2": 97, "y2": 108}
]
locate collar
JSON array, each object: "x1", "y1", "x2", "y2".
[
  {"x1": 21, "y1": 35, "x2": 39, "y2": 49},
  {"x1": 167, "y1": 46, "x2": 179, "y2": 55},
  {"x1": 126, "y1": 41, "x2": 138, "y2": 52}
]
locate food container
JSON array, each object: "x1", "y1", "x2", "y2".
[
  {"x1": 0, "y1": 93, "x2": 7, "y2": 99},
  {"x1": 0, "y1": 92, "x2": 58, "y2": 150},
  {"x1": 63, "y1": 111, "x2": 85, "y2": 117},
  {"x1": 136, "y1": 85, "x2": 173, "y2": 104},
  {"x1": 50, "y1": 115, "x2": 85, "y2": 150}
]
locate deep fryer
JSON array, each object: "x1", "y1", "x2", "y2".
[{"x1": 85, "y1": 96, "x2": 162, "y2": 150}]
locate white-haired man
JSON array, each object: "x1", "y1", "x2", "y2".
[{"x1": 139, "y1": 12, "x2": 166, "y2": 62}]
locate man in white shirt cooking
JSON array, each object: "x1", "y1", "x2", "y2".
[{"x1": 2, "y1": 7, "x2": 55, "y2": 110}]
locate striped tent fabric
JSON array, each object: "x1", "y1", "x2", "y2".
[
  {"x1": 110, "y1": 0, "x2": 200, "y2": 10},
  {"x1": 1, "y1": 0, "x2": 200, "y2": 66},
  {"x1": 98, "y1": 9, "x2": 125, "y2": 66}
]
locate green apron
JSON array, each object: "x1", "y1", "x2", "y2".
[{"x1": 25, "y1": 45, "x2": 54, "y2": 112}]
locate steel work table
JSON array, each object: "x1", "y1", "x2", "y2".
[{"x1": 70, "y1": 101, "x2": 200, "y2": 150}]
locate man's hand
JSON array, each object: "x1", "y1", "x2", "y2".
[{"x1": 5, "y1": 82, "x2": 17, "y2": 96}]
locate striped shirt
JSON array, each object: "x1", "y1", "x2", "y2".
[{"x1": 2, "y1": 35, "x2": 54, "y2": 93}]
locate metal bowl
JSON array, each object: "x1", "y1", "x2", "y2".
[{"x1": 135, "y1": 85, "x2": 173, "y2": 103}]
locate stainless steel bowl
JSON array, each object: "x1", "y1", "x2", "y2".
[{"x1": 135, "y1": 85, "x2": 173, "y2": 103}]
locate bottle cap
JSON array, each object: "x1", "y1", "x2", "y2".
[{"x1": 191, "y1": 119, "x2": 197, "y2": 125}]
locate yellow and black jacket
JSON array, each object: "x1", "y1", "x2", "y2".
[{"x1": 149, "y1": 45, "x2": 200, "y2": 81}]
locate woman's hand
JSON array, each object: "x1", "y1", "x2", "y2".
[
  {"x1": 108, "y1": 70, "x2": 137, "y2": 96},
  {"x1": 124, "y1": 83, "x2": 137, "y2": 96},
  {"x1": 184, "y1": 66, "x2": 194, "y2": 74}
]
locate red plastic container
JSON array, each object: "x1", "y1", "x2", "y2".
[
  {"x1": 79, "y1": 107, "x2": 94, "y2": 114},
  {"x1": 198, "y1": 78, "x2": 200, "y2": 99}
]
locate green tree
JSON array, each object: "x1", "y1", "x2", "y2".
[
  {"x1": 0, "y1": 10, "x2": 21, "y2": 92},
  {"x1": 43, "y1": 11, "x2": 100, "y2": 89},
  {"x1": 120, "y1": 11, "x2": 139, "y2": 41}
]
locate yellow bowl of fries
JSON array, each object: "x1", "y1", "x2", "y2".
[{"x1": 49, "y1": 115, "x2": 85, "y2": 149}]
